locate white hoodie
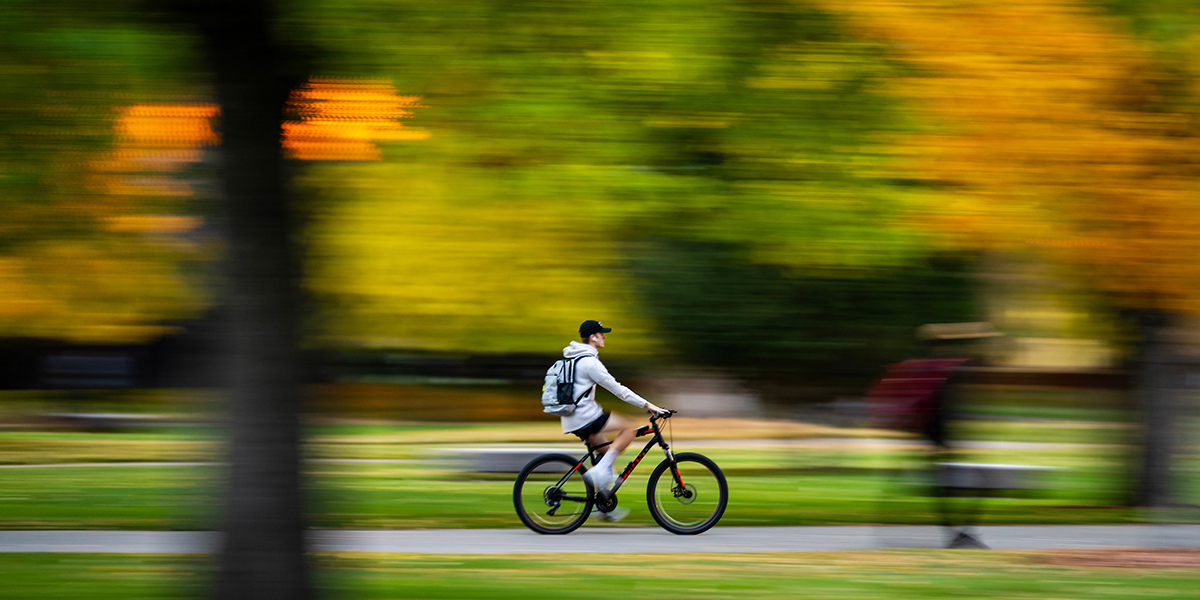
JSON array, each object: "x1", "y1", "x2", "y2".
[{"x1": 559, "y1": 340, "x2": 648, "y2": 434}]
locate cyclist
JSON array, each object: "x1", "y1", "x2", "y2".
[{"x1": 563, "y1": 320, "x2": 669, "y2": 521}]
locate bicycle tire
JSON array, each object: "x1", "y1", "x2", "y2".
[
  {"x1": 514, "y1": 453, "x2": 593, "y2": 534},
  {"x1": 646, "y1": 452, "x2": 728, "y2": 535}
]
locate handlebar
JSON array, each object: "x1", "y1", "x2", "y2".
[{"x1": 635, "y1": 409, "x2": 676, "y2": 438}]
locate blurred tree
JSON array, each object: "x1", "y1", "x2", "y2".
[
  {"x1": 286, "y1": 0, "x2": 979, "y2": 388},
  {"x1": 0, "y1": 1, "x2": 210, "y2": 343},
  {"x1": 171, "y1": 1, "x2": 314, "y2": 598},
  {"x1": 820, "y1": 0, "x2": 1200, "y2": 506},
  {"x1": 0, "y1": 1, "x2": 313, "y2": 594},
  {"x1": 602, "y1": 2, "x2": 981, "y2": 396},
  {"x1": 630, "y1": 239, "x2": 974, "y2": 398}
]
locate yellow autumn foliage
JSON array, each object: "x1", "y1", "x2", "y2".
[
  {"x1": 301, "y1": 161, "x2": 660, "y2": 356},
  {"x1": 821, "y1": 0, "x2": 1200, "y2": 313}
]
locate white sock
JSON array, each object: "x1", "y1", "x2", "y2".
[{"x1": 597, "y1": 449, "x2": 619, "y2": 475}]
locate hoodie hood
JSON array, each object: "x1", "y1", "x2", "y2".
[{"x1": 564, "y1": 340, "x2": 598, "y2": 359}]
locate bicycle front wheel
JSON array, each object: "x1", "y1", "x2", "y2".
[
  {"x1": 514, "y1": 453, "x2": 593, "y2": 534},
  {"x1": 646, "y1": 452, "x2": 728, "y2": 535}
]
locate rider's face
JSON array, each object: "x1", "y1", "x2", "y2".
[{"x1": 590, "y1": 332, "x2": 606, "y2": 348}]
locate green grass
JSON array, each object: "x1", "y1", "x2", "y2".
[
  {"x1": 0, "y1": 465, "x2": 221, "y2": 530},
  {"x1": 311, "y1": 457, "x2": 1133, "y2": 528},
  {"x1": 952, "y1": 419, "x2": 1136, "y2": 445},
  {"x1": 0, "y1": 415, "x2": 1173, "y2": 530},
  {"x1": 958, "y1": 403, "x2": 1130, "y2": 422},
  {"x1": 316, "y1": 552, "x2": 1200, "y2": 600},
  {"x1": 0, "y1": 444, "x2": 1141, "y2": 530},
  {"x1": 0, "y1": 555, "x2": 204, "y2": 600},
  {"x1": 2, "y1": 551, "x2": 1199, "y2": 600}
]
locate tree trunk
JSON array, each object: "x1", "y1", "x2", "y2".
[
  {"x1": 1135, "y1": 312, "x2": 1172, "y2": 508},
  {"x1": 191, "y1": 2, "x2": 311, "y2": 599},
  {"x1": 1131, "y1": 311, "x2": 1200, "y2": 509}
]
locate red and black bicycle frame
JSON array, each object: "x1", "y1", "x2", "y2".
[{"x1": 562, "y1": 413, "x2": 684, "y2": 499}]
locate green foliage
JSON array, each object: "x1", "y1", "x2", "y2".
[
  {"x1": 289, "y1": 0, "x2": 977, "y2": 373},
  {"x1": 0, "y1": 0, "x2": 982, "y2": 364},
  {"x1": 0, "y1": 1, "x2": 209, "y2": 342},
  {"x1": 10, "y1": 0, "x2": 1200, "y2": 369},
  {"x1": 629, "y1": 239, "x2": 976, "y2": 394}
]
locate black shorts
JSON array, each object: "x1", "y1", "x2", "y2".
[{"x1": 569, "y1": 412, "x2": 610, "y2": 441}]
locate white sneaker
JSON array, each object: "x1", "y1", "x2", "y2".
[
  {"x1": 592, "y1": 506, "x2": 631, "y2": 522},
  {"x1": 583, "y1": 467, "x2": 614, "y2": 498}
]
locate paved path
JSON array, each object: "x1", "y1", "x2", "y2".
[{"x1": 2, "y1": 525, "x2": 1196, "y2": 554}]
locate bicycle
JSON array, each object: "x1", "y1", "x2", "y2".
[{"x1": 513, "y1": 410, "x2": 728, "y2": 535}]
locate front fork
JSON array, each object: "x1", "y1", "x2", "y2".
[{"x1": 664, "y1": 449, "x2": 692, "y2": 499}]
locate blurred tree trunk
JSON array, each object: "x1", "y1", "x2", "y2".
[
  {"x1": 1134, "y1": 311, "x2": 1173, "y2": 508},
  {"x1": 187, "y1": 1, "x2": 312, "y2": 599},
  {"x1": 1131, "y1": 311, "x2": 1199, "y2": 509}
]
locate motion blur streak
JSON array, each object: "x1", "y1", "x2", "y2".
[
  {"x1": 99, "y1": 103, "x2": 219, "y2": 199},
  {"x1": 283, "y1": 78, "x2": 428, "y2": 161}
]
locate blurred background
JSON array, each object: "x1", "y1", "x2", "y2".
[{"x1": 2, "y1": 0, "x2": 1200, "y2": 597}]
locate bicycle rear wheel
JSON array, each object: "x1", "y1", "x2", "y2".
[
  {"x1": 646, "y1": 452, "x2": 728, "y2": 535},
  {"x1": 514, "y1": 453, "x2": 593, "y2": 534}
]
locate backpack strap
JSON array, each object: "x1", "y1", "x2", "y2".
[
  {"x1": 568, "y1": 355, "x2": 592, "y2": 403},
  {"x1": 563, "y1": 355, "x2": 586, "y2": 383},
  {"x1": 577, "y1": 384, "x2": 595, "y2": 404}
]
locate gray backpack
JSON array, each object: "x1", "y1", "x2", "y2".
[{"x1": 541, "y1": 356, "x2": 587, "y2": 415}]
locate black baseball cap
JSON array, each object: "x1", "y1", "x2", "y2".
[{"x1": 579, "y1": 320, "x2": 612, "y2": 338}]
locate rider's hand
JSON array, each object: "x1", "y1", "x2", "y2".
[{"x1": 645, "y1": 402, "x2": 669, "y2": 415}]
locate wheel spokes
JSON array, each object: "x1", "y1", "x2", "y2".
[
  {"x1": 655, "y1": 462, "x2": 720, "y2": 527},
  {"x1": 520, "y1": 470, "x2": 588, "y2": 527}
]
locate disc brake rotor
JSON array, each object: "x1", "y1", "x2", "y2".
[{"x1": 673, "y1": 483, "x2": 697, "y2": 505}]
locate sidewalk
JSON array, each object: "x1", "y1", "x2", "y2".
[{"x1": 2, "y1": 525, "x2": 1196, "y2": 554}]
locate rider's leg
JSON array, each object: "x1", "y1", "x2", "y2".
[{"x1": 588, "y1": 413, "x2": 633, "y2": 477}]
